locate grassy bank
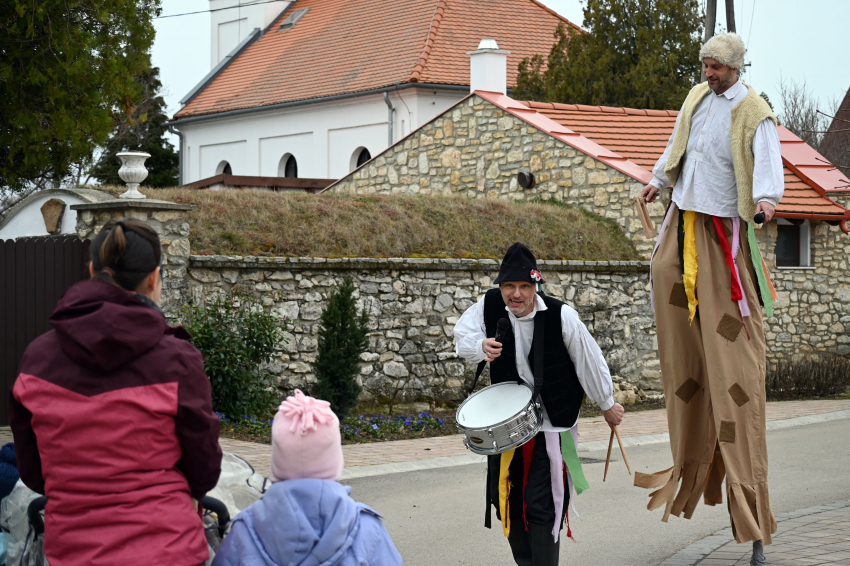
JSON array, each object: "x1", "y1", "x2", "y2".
[{"x1": 101, "y1": 187, "x2": 638, "y2": 260}]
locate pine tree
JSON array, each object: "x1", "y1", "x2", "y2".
[
  {"x1": 314, "y1": 277, "x2": 370, "y2": 419},
  {"x1": 516, "y1": 0, "x2": 704, "y2": 110},
  {"x1": 91, "y1": 64, "x2": 178, "y2": 187}
]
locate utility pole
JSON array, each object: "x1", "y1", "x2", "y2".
[
  {"x1": 704, "y1": 0, "x2": 736, "y2": 41},
  {"x1": 725, "y1": 0, "x2": 736, "y2": 32},
  {"x1": 704, "y1": 0, "x2": 717, "y2": 41}
]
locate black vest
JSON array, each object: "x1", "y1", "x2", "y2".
[{"x1": 482, "y1": 288, "x2": 585, "y2": 428}]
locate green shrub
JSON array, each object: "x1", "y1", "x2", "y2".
[
  {"x1": 313, "y1": 277, "x2": 370, "y2": 419},
  {"x1": 766, "y1": 354, "x2": 850, "y2": 400},
  {"x1": 182, "y1": 288, "x2": 285, "y2": 419}
]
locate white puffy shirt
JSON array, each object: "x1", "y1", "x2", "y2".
[
  {"x1": 453, "y1": 294, "x2": 615, "y2": 432},
  {"x1": 650, "y1": 79, "x2": 785, "y2": 218}
]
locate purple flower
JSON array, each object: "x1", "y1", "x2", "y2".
[
  {"x1": 354, "y1": 428, "x2": 360, "y2": 434},
  {"x1": 372, "y1": 424, "x2": 378, "y2": 430}
]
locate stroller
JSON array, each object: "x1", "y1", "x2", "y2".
[
  {"x1": 2, "y1": 452, "x2": 265, "y2": 566},
  {"x1": 24, "y1": 495, "x2": 230, "y2": 566}
]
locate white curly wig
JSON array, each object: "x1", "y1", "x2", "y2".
[{"x1": 700, "y1": 33, "x2": 746, "y2": 70}]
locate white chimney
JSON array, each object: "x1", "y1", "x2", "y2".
[{"x1": 468, "y1": 39, "x2": 511, "y2": 95}]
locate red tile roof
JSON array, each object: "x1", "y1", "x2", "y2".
[
  {"x1": 175, "y1": 0, "x2": 580, "y2": 119},
  {"x1": 514, "y1": 99, "x2": 850, "y2": 224}
]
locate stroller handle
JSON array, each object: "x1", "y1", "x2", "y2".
[
  {"x1": 25, "y1": 495, "x2": 230, "y2": 536},
  {"x1": 27, "y1": 496, "x2": 48, "y2": 536},
  {"x1": 200, "y1": 495, "x2": 231, "y2": 528}
]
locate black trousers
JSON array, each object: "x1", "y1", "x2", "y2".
[
  {"x1": 508, "y1": 520, "x2": 560, "y2": 566},
  {"x1": 487, "y1": 433, "x2": 567, "y2": 566}
]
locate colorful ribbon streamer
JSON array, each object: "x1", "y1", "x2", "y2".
[
  {"x1": 731, "y1": 218, "x2": 751, "y2": 317},
  {"x1": 499, "y1": 449, "x2": 515, "y2": 537},
  {"x1": 713, "y1": 217, "x2": 743, "y2": 302},
  {"x1": 747, "y1": 223, "x2": 774, "y2": 318},
  {"x1": 683, "y1": 211, "x2": 699, "y2": 322}
]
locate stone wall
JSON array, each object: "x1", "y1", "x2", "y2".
[
  {"x1": 187, "y1": 256, "x2": 659, "y2": 403},
  {"x1": 755, "y1": 221, "x2": 850, "y2": 362},
  {"x1": 331, "y1": 94, "x2": 665, "y2": 258}
]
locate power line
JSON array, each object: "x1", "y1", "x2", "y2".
[
  {"x1": 155, "y1": 0, "x2": 287, "y2": 19},
  {"x1": 746, "y1": 0, "x2": 757, "y2": 48}
]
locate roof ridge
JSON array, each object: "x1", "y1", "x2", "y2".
[
  {"x1": 527, "y1": 0, "x2": 583, "y2": 32},
  {"x1": 409, "y1": 0, "x2": 447, "y2": 83}
]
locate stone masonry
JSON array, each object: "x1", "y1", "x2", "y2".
[
  {"x1": 186, "y1": 256, "x2": 658, "y2": 403},
  {"x1": 332, "y1": 94, "x2": 666, "y2": 258},
  {"x1": 71, "y1": 199, "x2": 196, "y2": 318},
  {"x1": 755, "y1": 221, "x2": 850, "y2": 361}
]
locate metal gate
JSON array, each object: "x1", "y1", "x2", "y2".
[{"x1": 1, "y1": 236, "x2": 90, "y2": 425}]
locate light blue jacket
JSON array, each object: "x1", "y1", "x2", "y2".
[{"x1": 212, "y1": 479, "x2": 403, "y2": 566}]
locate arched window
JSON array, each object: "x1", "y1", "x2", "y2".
[
  {"x1": 356, "y1": 148, "x2": 371, "y2": 167},
  {"x1": 349, "y1": 147, "x2": 372, "y2": 171},
  {"x1": 278, "y1": 154, "x2": 298, "y2": 178},
  {"x1": 216, "y1": 161, "x2": 232, "y2": 175}
]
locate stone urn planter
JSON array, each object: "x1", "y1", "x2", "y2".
[{"x1": 117, "y1": 151, "x2": 151, "y2": 199}]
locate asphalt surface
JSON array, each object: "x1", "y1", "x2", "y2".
[{"x1": 342, "y1": 418, "x2": 850, "y2": 566}]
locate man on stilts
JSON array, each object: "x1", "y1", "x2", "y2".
[
  {"x1": 637, "y1": 33, "x2": 783, "y2": 566},
  {"x1": 454, "y1": 242, "x2": 624, "y2": 566}
]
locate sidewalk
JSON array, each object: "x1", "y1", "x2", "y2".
[
  {"x1": 660, "y1": 500, "x2": 850, "y2": 565},
  {"x1": 219, "y1": 399, "x2": 850, "y2": 479}
]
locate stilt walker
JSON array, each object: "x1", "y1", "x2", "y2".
[{"x1": 636, "y1": 33, "x2": 784, "y2": 566}]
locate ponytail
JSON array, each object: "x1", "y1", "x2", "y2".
[{"x1": 90, "y1": 219, "x2": 161, "y2": 291}]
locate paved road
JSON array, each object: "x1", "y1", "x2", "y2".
[{"x1": 342, "y1": 418, "x2": 850, "y2": 566}]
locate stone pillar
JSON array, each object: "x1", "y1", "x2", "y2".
[{"x1": 70, "y1": 199, "x2": 197, "y2": 319}]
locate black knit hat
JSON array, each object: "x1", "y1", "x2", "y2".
[{"x1": 493, "y1": 242, "x2": 545, "y2": 285}]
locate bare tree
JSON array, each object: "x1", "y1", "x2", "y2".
[{"x1": 777, "y1": 78, "x2": 838, "y2": 152}]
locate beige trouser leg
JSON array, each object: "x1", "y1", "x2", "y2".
[{"x1": 636, "y1": 204, "x2": 777, "y2": 544}]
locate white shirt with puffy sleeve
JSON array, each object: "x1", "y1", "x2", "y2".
[
  {"x1": 650, "y1": 79, "x2": 784, "y2": 218},
  {"x1": 453, "y1": 293, "x2": 615, "y2": 432}
]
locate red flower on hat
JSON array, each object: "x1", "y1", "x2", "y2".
[{"x1": 530, "y1": 270, "x2": 544, "y2": 283}]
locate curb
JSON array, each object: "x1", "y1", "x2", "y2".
[
  {"x1": 340, "y1": 409, "x2": 850, "y2": 481},
  {"x1": 658, "y1": 500, "x2": 850, "y2": 566}
]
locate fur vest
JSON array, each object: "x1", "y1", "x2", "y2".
[{"x1": 664, "y1": 81, "x2": 778, "y2": 223}]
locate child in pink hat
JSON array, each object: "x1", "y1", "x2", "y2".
[{"x1": 213, "y1": 390, "x2": 403, "y2": 566}]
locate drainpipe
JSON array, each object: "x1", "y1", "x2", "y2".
[
  {"x1": 383, "y1": 92, "x2": 394, "y2": 146},
  {"x1": 167, "y1": 124, "x2": 184, "y2": 186}
]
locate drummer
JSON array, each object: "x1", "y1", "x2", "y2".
[{"x1": 453, "y1": 242, "x2": 624, "y2": 566}]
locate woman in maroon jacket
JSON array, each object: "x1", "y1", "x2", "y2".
[{"x1": 9, "y1": 219, "x2": 222, "y2": 566}]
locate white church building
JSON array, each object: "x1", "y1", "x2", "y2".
[{"x1": 169, "y1": 0, "x2": 580, "y2": 184}]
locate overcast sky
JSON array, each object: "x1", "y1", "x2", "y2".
[{"x1": 153, "y1": 0, "x2": 849, "y2": 138}]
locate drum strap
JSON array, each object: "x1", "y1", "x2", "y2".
[
  {"x1": 468, "y1": 360, "x2": 487, "y2": 396},
  {"x1": 532, "y1": 309, "x2": 545, "y2": 401}
]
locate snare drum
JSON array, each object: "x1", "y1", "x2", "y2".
[{"x1": 456, "y1": 382, "x2": 542, "y2": 455}]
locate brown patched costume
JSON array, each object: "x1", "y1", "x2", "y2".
[{"x1": 635, "y1": 204, "x2": 777, "y2": 544}]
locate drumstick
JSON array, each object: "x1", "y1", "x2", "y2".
[
  {"x1": 603, "y1": 430, "x2": 614, "y2": 481},
  {"x1": 614, "y1": 426, "x2": 632, "y2": 475}
]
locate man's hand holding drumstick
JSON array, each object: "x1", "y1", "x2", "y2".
[{"x1": 603, "y1": 401, "x2": 630, "y2": 481}]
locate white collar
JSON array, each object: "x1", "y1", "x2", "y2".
[
  {"x1": 504, "y1": 294, "x2": 548, "y2": 321},
  {"x1": 716, "y1": 78, "x2": 745, "y2": 100}
]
